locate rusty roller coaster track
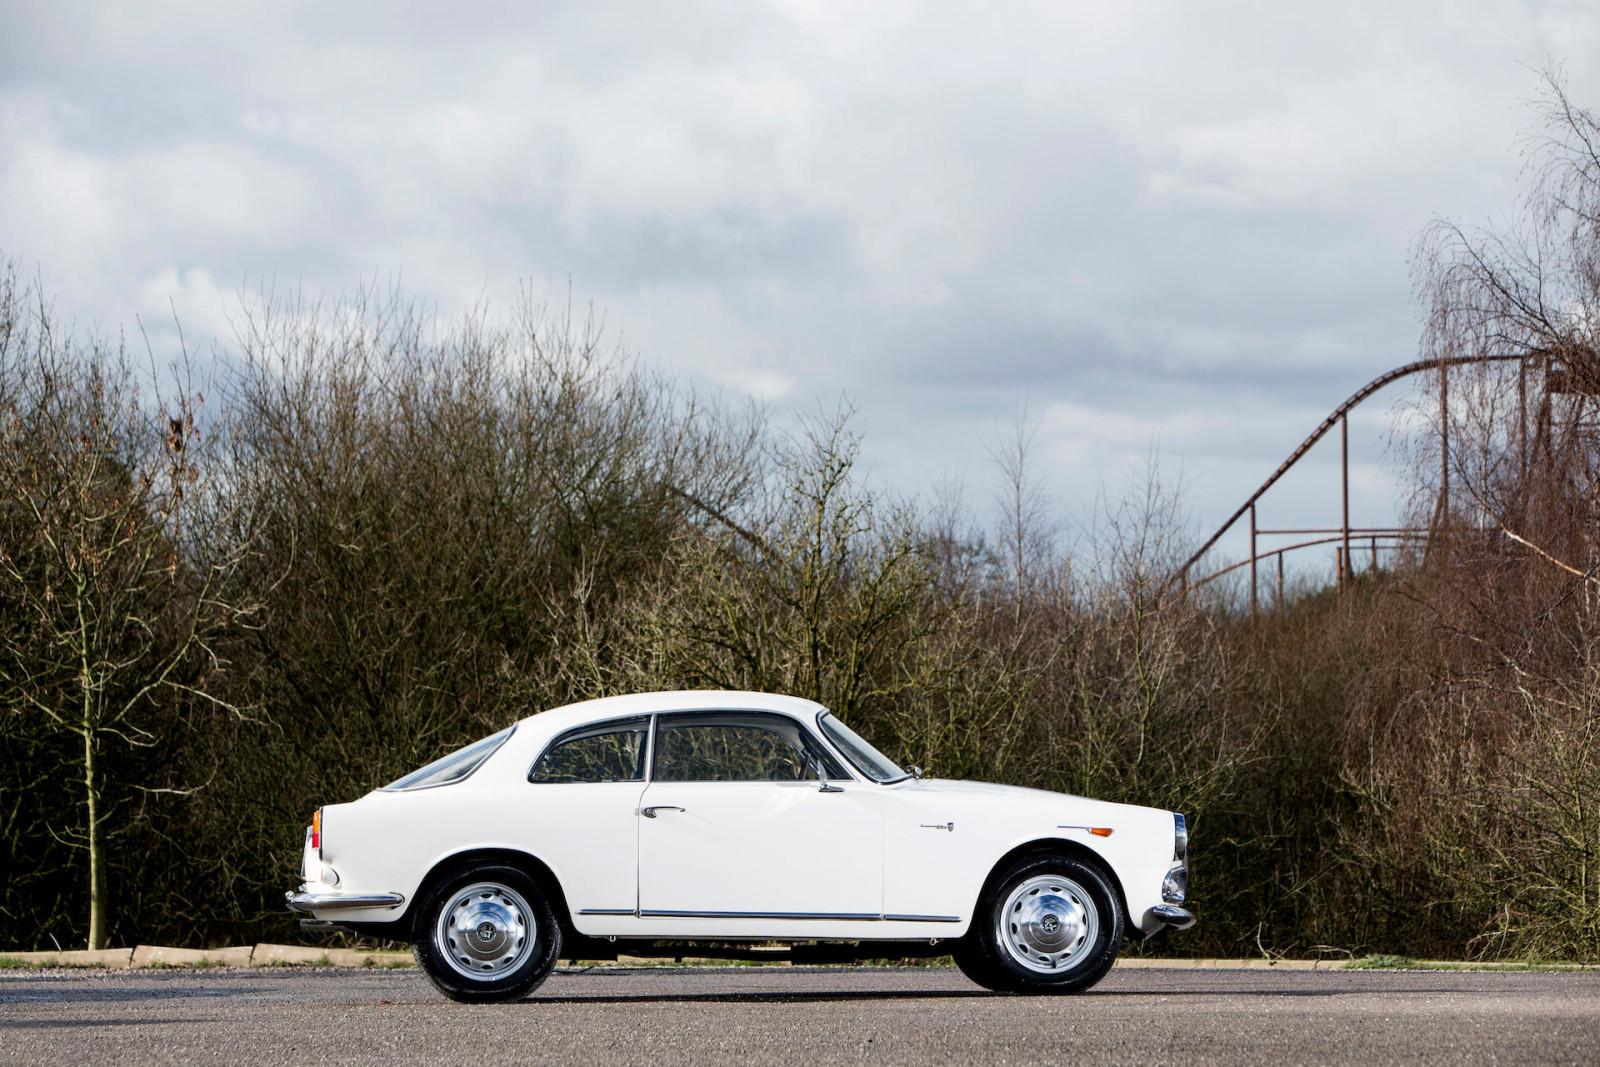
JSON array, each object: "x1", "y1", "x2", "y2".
[{"x1": 1172, "y1": 353, "x2": 1527, "y2": 615}]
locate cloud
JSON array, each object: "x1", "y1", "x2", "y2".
[
  {"x1": 0, "y1": 0, "x2": 1595, "y2": 549},
  {"x1": 136, "y1": 266, "x2": 238, "y2": 347}
]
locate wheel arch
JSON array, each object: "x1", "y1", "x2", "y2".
[
  {"x1": 971, "y1": 837, "x2": 1130, "y2": 927},
  {"x1": 412, "y1": 847, "x2": 574, "y2": 936}
]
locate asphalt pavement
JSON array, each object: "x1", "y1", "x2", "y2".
[{"x1": 2, "y1": 964, "x2": 1597, "y2": 1065}]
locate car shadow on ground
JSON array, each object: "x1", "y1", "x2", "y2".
[
  {"x1": 529, "y1": 989, "x2": 993, "y2": 1004},
  {"x1": 525, "y1": 984, "x2": 1476, "y2": 1005}
]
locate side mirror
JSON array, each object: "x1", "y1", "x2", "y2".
[
  {"x1": 909, "y1": 765, "x2": 924, "y2": 780},
  {"x1": 811, "y1": 755, "x2": 844, "y2": 793}
]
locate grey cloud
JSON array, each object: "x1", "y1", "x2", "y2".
[{"x1": 1, "y1": 0, "x2": 1595, "y2": 551}]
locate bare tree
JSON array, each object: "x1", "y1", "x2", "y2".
[
  {"x1": 1412, "y1": 69, "x2": 1600, "y2": 580},
  {"x1": 0, "y1": 274, "x2": 257, "y2": 948},
  {"x1": 985, "y1": 408, "x2": 1058, "y2": 605}
]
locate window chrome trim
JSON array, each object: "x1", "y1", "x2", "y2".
[
  {"x1": 526, "y1": 715, "x2": 651, "y2": 784},
  {"x1": 814, "y1": 711, "x2": 911, "y2": 785},
  {"x1": 645, "y1": 713, "x2": 657, "y2": 784},
  {"x1": 647, "y1": 710, "x2": 854, "y2": 784},
  {"x1": 523, "y1": 704, "x2": 866, "y2": 787}
]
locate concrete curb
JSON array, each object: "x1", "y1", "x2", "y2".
[
  {"x1": 131, "y1": 945, "x2": 255, "y2": 967},
  {"x1": 1, "y1": 945, "x2": 411, "y2": 969},
  {"x1": 0, "y1": 947, "x2": 135, "y2": 968}
]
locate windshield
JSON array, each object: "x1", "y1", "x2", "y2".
[
  {"x1": 818, "y1": 712, "x2": 908, "y2": 783},
  {"x1": 383, "y1": 726, "x2": 514, "y2": 791}
]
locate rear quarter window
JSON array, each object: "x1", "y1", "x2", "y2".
[
  {"x1": 384, "y1": 726, "x2": 515, "y2": 791},
  {"x1": 529, "y1": 721, "x2": 648, "y2": 783}
]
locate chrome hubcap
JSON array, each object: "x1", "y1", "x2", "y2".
[
  {"x1": 998, "y1": 874, "x2": 1099, "y2": 973},
  {"x1": 434, "y1": 881, "x2": 535, "y2": 980}
]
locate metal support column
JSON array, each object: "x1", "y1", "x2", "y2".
[
  {"x1": 1340, "y1": 414, "x2": 1351, "y2": 588},
  {"x1": 1439, "y1": 359, "x2": 1450, "y2": 532},
  {"x1": 1249, "y1": 503, "x2": 1258, "y2": 626},
  {"x1": 1277, "y1": 553, "x2": 1286, "y2": 622}
]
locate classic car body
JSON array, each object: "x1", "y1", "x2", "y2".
[{"x1": 287, "y1": 690, "x2": 1193, "y2": 1001}]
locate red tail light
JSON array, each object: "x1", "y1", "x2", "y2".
[{"x1": 311, "y1": 809, "x2": 321, "y2": 853}]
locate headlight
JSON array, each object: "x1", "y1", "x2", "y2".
[{"x1": 1173, "y1": 812, "x2": 1188, "y2": 863}]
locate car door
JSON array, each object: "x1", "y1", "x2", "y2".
[
  {"x1": 524, "y1": 716, "x2": 651, "y2": 916},
  {"x1": 636, "y1": 712, "x2": 883, "y2": 918}
]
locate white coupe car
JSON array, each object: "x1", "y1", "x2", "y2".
[{"x1": 287, "y1": 690, "x2": 1193, "y2": 1001}]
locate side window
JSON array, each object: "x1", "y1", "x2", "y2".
[
  {"x1": 653, "y1": 715, "x2": 848, "y2": 782},
  {"x1": 530, "y1": 720, "x2": 647, "y2": 783}
]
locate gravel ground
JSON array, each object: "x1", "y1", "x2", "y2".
[{"x1": 2, "y1": 964, "x2": 1598, "y2": 1065}]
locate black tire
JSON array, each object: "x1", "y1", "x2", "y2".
[
  {"x1": 955, "y1": 853, "x2": 1124, "y2": 994},
  {"x1": 411, "y1": 864, "x2": 562, "y2": 1003}
]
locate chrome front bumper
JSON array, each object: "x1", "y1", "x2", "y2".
[
  {"x1": 1146, "y1": 904, "x2": 1196, "y2": 932},
  {"x1": 284, "y1": 888, "x2": 406, "y2": 914}
]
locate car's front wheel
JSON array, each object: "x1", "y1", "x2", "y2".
[
  {"x1": 954, "y1": 853, "x2": 1124, "y2": 994},
  {"x1": 411, "y1": 864, "x2": 562, "y2": 1003}
]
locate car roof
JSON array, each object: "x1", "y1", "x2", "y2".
[{"x1": 514, "y1": 690, "x2": 828, "y2": 735}]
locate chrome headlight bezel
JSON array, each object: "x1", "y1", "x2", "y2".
[{"x1": 1162, "y1": 863, "x2": 1188, "y2": 904}]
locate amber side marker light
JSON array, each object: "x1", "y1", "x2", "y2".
[{"x1": 1089, "y1": 827, "x2": 1114, "y2": 837}]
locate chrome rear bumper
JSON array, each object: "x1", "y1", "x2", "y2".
[{"x1": 284, "y1": 888, "x2": 405, "y2": 914}]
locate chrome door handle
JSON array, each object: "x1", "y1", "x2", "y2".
[{"x1": 640, "y1": 806, "x2": 686, "y2": 819}]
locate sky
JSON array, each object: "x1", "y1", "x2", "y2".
[{"x1": 3, "y1": 0, "x2": 1598, "y2": 576}]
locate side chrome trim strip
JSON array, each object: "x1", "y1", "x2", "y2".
[
  {"x1": 578, "y1": 908, "x2": 962, "y2": 923},
  {"x1": 640, "y1": 909, "x2": 883, "y2": 921}
]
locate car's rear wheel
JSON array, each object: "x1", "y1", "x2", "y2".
[
  {"x1": 411, "y1": 864, "x2": 562, "y2": 1003},
  {"x1": 955, "y1": 853, "x2": 1124, "y2": 994}
]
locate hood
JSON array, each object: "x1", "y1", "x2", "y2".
[
  {"x1": 900, "y1": 778, "x2": 1078, "y2": 802},
  {"x1": 894, "y1": 776, "x2": 1166, "y2": 826}
]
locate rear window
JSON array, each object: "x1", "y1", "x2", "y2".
[{"x1": 383, "y1": 726, "x2": 515, "y2": 791}]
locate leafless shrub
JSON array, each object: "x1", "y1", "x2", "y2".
[
  {"x1": 0, "y1": 262, "x2": 258, "y2": 948},
  {"x1": 1337, "y1": 68, "x2": 1600, "y2": 959}
]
